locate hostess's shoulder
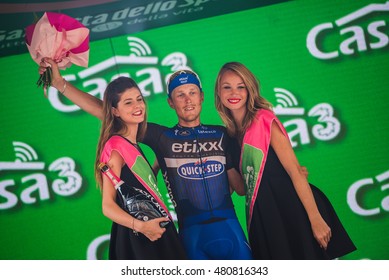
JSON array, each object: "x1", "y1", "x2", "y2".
[
  {"x1": 255, "y1": 109, "x2": 277, "y2": 122},
  {"x1": 104, "y1": 134, "x2": 125, "y2": 146}
]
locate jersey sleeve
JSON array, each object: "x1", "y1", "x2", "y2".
[
  {"x1": 230, "y1": 136, "x2": 241, "y2": 171},
  {"x1": 142, "y1": 122, "x2": 165, "y2": 150},
  {"x1": 223, "y1": 130, "x2": 240, "y2": 171}
]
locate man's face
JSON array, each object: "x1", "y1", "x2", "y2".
[{"x1": 168, "y1": 83, "x2": 204, "y2": 127}]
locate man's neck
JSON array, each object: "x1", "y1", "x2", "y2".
[{"x1": 177, "y1": 120, "x2": 201, "y2": 128}]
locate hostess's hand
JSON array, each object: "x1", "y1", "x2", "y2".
[
  {"x1": 136, "y1": 217, "x2": 170, "y2": 241},
  {"x1": 311, "y1": 214, "x2": 332, "y2": 250},
  {"x1": 38, "y1": 57, "x2": 65, "y2": 92}
]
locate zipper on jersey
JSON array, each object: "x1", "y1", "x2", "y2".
[{"x1": 192, "y1": 126, "x2": 215, "y2": 216}]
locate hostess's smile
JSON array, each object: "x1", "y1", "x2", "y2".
[
  {"x1": 227, "y1": 98, "x2": 242, "y2": 104},
  {"x1": 132, "y1": 109, "x2": 143, "y2": 116}
]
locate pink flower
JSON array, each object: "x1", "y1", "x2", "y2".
[{"x1": 25, "y1": 12, "x2": 89, "y2": 69}]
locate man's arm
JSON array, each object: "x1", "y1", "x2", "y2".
[
  {"x1": 227, "y1": 168, "x2": 245, "y2": 196},
  {"x1": 223, "y1": 130, "x2": 245, "y2": 195}
]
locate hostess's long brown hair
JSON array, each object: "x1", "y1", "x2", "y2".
[
  {"x1": 214, "y1": 62, "x2": 272, "y2": 140},
  {"x1": 94, "y1": 77, "x2": 147, "y2": 188}
]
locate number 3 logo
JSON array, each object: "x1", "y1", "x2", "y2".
[
  {"x1": 49, "y1": 157, "x2": 83, "y2": 196},
  {"x1": 308, "y1": 103, "x2": 341, "y2": 140}
]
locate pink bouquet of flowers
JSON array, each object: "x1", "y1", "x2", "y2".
[{"x1": 25, "y1": 12, "x2": 90, "y2": 92}]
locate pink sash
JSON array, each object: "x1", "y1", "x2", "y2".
[
  {"x1": 100, "y1": 135, "x2": 172, "y2": 220},
  {"x1": 240, "y1": 110, "x2": 288, "y2": 229}
]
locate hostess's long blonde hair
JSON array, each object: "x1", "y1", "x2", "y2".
[
  {"x1": 95, "y1": 77, "x2": 147, "y2": 188},
  {"x1": 214, "y1": 62, "x2": 272, "y2": 140}
]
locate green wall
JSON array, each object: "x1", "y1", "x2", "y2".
[{"x1": 0, "y1": 0, "x2": 388, "y2": 260}]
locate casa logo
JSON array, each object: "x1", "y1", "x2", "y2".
[
  {"x1": 0, "y1": 141, "x2": 83, "y2": 210},
  {"x1": 177, "y1": 159, "x2": 224, "y2": 180},
  {"x1": 274, "y1": 88, "x2": 341, "y2": 148},
  {"x1": 347, "y1": 170, "x2": 389, "y2": 216},
  {"x1": 87, "y1": 234, "x2": 110, "y2": 260},
  {"x1": 47, "y1": 36, "x2": 194, "y2": 113},
  {"x1": 307, "y1": 1, "x2": 389, "y2": 59}
]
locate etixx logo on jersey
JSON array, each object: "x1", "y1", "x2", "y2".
[{"x1": 0, "y1": 141, "x2": 83, "y2": 210}]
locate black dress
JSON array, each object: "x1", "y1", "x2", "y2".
[
  {"x1": 109, "y1": 164, "x2": 187, "y2": 260},
  {"x1": 248, "y1": 146, "x2": 356, "y2": 259}
]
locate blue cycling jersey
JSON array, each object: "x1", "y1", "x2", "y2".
[
  {"x1": 143, "y1": 123, "x2": 237, "y2": 227},
  {"x1": 143, "y1": 123, "x2": 252, "y2": 259}
]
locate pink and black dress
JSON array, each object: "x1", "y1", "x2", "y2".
[
  {"x1": 100, "y1": 135, "x2": 186, "y2": 260},
  {"x1": 240, "y1": 109, "x2": 356, "y2": 259}
]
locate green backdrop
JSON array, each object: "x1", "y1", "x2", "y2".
[{"x1": 0, "y1": 0, "x2": 388, "y2": 260}]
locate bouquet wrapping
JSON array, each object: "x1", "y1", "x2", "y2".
[{"x1": 25, "y1": 12, "x2": 90, "y2": 93}]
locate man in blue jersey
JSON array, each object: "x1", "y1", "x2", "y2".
[
  {"x1": 38, "y1": 59, "x2": 252, "y2": 259},
  {"x1": 142, "y1": 70, "x2": 252, "y2": 259}
]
